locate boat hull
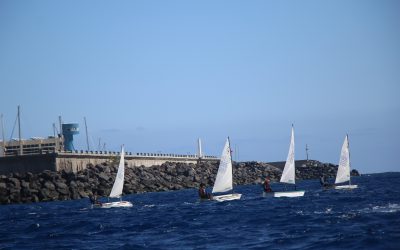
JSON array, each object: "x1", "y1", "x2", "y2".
[
  {"x1": 262, "y1": 191, "x2": 274, "y2": 197},
  {"x1": 335, "y1": 184, "x2": 358, "y2": 190},
  {"x1": 100, "y1": 201, "x2": 133, "y2": 208},
  {"x1": 212, "y1": 193, "x2": 242, "y2": 202},
  {"x1": 272, "y1": 190, "x2": 305, "y2": 198}
]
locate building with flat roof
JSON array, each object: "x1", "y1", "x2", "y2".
[{"x1": 0, "y1": 137, "x2": 64, "y2": 157}]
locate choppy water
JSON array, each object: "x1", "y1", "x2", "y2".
[{"x1": 1, "y1": 173, "x2": 399, "y2": 249}]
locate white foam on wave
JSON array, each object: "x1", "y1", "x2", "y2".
[
  {"x1": 371, "y1": 203, "x2": 400, "y2": 213},
  {"x1": 313, "y1": 207, "x2": 333, "y2": 215},
  {"x1": 359, "y1": 203, "x2": 400, "y2": 214},
  {"x1": 338, "y1": 212, "x2": 358, "y2": 219}
]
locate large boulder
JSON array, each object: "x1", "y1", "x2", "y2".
[
  {"x1": 97, "y1": 172, "x2": 110, "y2": 182},
  {"x1": 8, "y1": 178, "x2": 21, "y2": 189},
  {"x1": 44, "y1": 181, "x2": 56, "y2": 191}
]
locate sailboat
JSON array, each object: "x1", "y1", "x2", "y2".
[
  {"x1": 334, "y1": 135, "x2": 358, "y2": 190},
  {"x1": 211, "y1": 137, "x2": 242, "y2": 202},
  {"x1": 271, "y1": 125, "x2": 305, "y2": 198},
  {"x1": 100, "y1": 145, "x2": 133, "y2": 208}
]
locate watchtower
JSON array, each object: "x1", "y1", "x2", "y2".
[{"x1": 62, "y1": 123, "x2": 79, "y2": 151}]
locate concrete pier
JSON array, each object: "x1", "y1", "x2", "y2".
[{"x1": 0, "y1": 151, "x2": 218, "y2": 174}]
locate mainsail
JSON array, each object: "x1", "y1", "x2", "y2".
[
  {"x1": 280, "y1": 126, "x2": 295, "y2": 184},
  {"x1": 335, "y1": 135, "x2": 350, "y2": 184},
  {"x1": 109, "y1": 146, "x2": 125, "y2": 198},
  {"x1": 212, "y1": 138, "x2": 233, "y2": 193}
]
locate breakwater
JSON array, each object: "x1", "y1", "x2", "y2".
[
  {"x1": 0, "y1": 151, "x2": 218, "y2": 174},
  {"x1": 0, "y1": 160, "x2": 359, "y2": 204}
]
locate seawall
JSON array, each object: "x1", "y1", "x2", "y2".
[
  {"x1": 0, "y1": 160, "x2": 360, "y2": 204},
  {"x1": 0, "y1": 151, "x2": 218, "y2": 174}
]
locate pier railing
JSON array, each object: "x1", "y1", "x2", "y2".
[{"x1": 57, "y1": 150, "x2": 218, "y2": 160}]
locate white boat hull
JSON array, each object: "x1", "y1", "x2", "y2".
[
  {"x1": 212, "y1": 193, "x2": 242, "y2": 202},
  {"x1": 100, "y1": 201, "x2": 133, "y2": 208},
  {"x1": 273, "y1": 190, "x2": 305, "y2": 198},
  {"x1": 262, "y1": 191, "x2": 274, "y2": 197},
  {"x1": 335, "y1": 184, "x2": 358, "y2": 190}
]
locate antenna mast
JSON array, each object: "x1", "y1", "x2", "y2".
[
  {"x1": 53, "y1": 123, "x2": 57, "y2": 152},
  {"x1": 1, "y1": 114, "x2": 5, "y2": 156},
  {"x1": 18, "y1": 105, "x2": 22, "y2": 155},
  {"x1": 58, "y1": 116, "x2": 63, "y2": 151},
  {"x1": 84, "y1": 117, "x2": 90, "y2": 151},
  {"x1": 306, "y1": 144, "x2": 309, "y2": 161},
  {"x1": 58, "y1": 116, "x2": 62, "y2": 136}
]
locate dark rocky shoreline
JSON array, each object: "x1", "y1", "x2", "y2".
[{"x1": 0, "y1": 160, "x2": 359, "y2": 204}]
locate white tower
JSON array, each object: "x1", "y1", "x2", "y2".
[{"x1": 197, "y1": 138, "x2": 203, "y2": 159}]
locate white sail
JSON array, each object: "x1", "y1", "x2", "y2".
[
  {"x1": 280, "y1": 126, "x2": 295, "y2": 184},
  {"x1": 212, "y1": 138, "x2": 233, "y2": 193},
  {"x1": 335, "y1": 135, "x2": 350, "y2": 184},
  {"x1": 109, "y1": 146, "x2": 125, "y2": 198}
]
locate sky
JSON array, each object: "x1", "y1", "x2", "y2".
[{"x1": 0, "y1": 0, "x2": 399, "y2": 174}]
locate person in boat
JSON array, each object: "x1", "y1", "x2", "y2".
[
  {"x1": 198, "y1": 183, "x2": 212, "y2": 200},
  {"x1": 263, "y1": 176, "x2": 272, "y2": 193},
  {"x1": 89, "y1": 191, "x2": 102, "y2": 206},
  {"x1": 320, "y1": 174, "x2": 333, "y2": 188}
]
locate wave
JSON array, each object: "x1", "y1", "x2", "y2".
[{"x1": 368, "y1": 203, "x2": 400, "y2": 213}]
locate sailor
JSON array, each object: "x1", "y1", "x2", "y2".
[
  {"x1": 263, "y1": 176, "x2": 272, "y2": 193},
  {"x1": 198, "y1": 183, "x2": 212, "y2": 200},
  {"x1": 89, "y1": 191, "x2": 102, "y2": 205},
  {"x1": 320, "y1": 174, "x2": 332, "y2": 188}
]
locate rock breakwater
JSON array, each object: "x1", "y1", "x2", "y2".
[{"x1": 0, "y1": 160, "x2": 359, "y2": 204}]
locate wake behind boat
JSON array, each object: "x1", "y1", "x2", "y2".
[
  {"x1": 265, "y1": 125, "x2": 305, "y2": 198},
  {"x1": 334, "y1": 135, "x2": 358, "y2": 190},
  {"x1": 95, "y1": 145, "x2": 133, "y2": 208},
  {"x1": 211, "y1": 137, "x2": 242, "y2": 202}
]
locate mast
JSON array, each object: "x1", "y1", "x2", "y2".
[
  {"x1": 53, "y1": 123, "x2": 57, "y2": 152},
  {"x1": 292, "y1": 124, "x2": 296, "y2": 189},
  {"x1": 306, "y1": 144, "x2": 309, "y2": 161},
  {"x1": 84, "y1": 117, "x2": 90, "y2": 151},
  {"x1": 228, "y1": 136, "x2": 234, "y2": 194},
  {"x1": 347, "y1": 134, "x2": 351, "y2": 185},
  {"x1": 58, "y1": 116, "x2": 63, "y2": 151},
  {"x1": 58, "y1": 116, "x2": 62, "y2": 135},
  {"x1": 18, "y1": 105, "x2": 22, "y2": 155},
  {"x1": 1, "y1": 114, "x2": 5, "y2": 156}
]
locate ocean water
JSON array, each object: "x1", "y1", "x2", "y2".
[{"x1": 1, "y1": 173, "x2": 399, "y2": 250}]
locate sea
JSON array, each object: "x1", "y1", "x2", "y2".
[{"x1": 1, "y1": 172, "x2": 399, "y2": 250}]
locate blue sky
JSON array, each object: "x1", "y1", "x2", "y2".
[{"x1": 0, "y1": 1, "x2": 399, "y2": 173}]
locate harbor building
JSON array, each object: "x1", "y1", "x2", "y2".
[{"x1": 1, "y1": 137, "x2": 63, "y2": 157}]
